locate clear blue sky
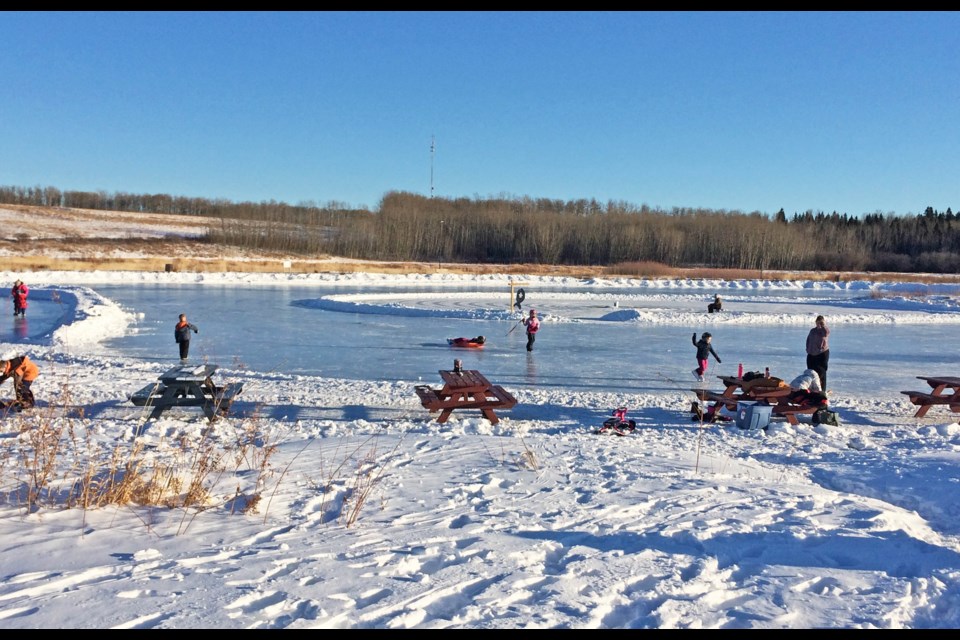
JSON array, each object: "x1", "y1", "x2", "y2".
[{"x1": 3, "y1": 11, "x2": 958, "y2": 216}]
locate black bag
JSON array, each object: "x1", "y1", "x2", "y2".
[{"x1": 813, "y1": 408, "x2": 840, "y2": 426}]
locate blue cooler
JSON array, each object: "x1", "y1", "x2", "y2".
[{"x1": 736, "y1": 401, "x2": 773, "y2": 430}]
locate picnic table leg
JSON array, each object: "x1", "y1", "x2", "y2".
[
  {"x1": 187, "y1": 383, "x2": 217, "y2": 421},
  {"x1": 480, "y1": 408, "x2": 499, "y2": 424},
  {"x1": 914, "y1": 404, "x2": 932, "y2": 419},
  {"x1": 437, "y1": 408, "x2": 454, "y2": 423},
  {"x1": 149, "y1": 385, "x2": 180, "y2": 420}
]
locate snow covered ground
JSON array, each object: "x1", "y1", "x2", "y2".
[{"x1": 2, "y1": 269, "x2": 960, "y2": 629}]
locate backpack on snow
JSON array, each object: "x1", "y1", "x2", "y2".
[{"x1": 812, "y1": 408, "x2": 840, "y2": 426}]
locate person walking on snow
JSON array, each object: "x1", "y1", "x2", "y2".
[
  {"x1": 11, "y1": 279, "x2": 28, "y2": 317},
  {"x1": 0, "y1": 351, "x2": 39, "y2": 409},
  {"x1": 174, "y1": 313, "x2": 199, "y2": 361},
  {"x1": 523, "y1": 308, "x2": 540, "y2": 352},
  {"x1": 692, "y1": 332, "x2": 721, "y2": 381}
]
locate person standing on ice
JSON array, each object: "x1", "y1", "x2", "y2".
[
  {"x1": 692, "y1": 332, "x2": 721, "y2": 381},
  {"x1": 522, "y1": 308, "x2": 540, "y2": 352},
  {"x1": 11, "y1": 279, "x2": 27, "y2": 317},
  {"x1": 174, "y1": 313, "x2": 199, "y2": 362},
  {"x1": 805, "y1": 315, "x2": 830, "y2": 390}
]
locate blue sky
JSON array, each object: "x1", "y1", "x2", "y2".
[{"x1": 2, "y1": 11, "x2": 958, "y2": 216}]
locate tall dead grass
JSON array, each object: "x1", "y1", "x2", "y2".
[{"x1": 0, "y1": 382, "x2": 284, "y2": 534}]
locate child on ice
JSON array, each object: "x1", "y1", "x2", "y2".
[{"x1": 692, "y1": 332, "x2": 721, "y2": 381}]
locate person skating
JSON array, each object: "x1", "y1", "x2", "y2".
[
  {"x1": 174, "y1": 313, "x2": 199, "y2": 362},
  {"x1": 692, "y1": 332, "x2": 721, "y2": 381},
  {"x1": 11, "y1": 279, "x2": 28, "y2": 317},
  {"x1": 522, "y1": 309, "x2": 540, "y2": 352},
  {"x1": 0, "y1": 351, "x2": 39, "y2": 409}
]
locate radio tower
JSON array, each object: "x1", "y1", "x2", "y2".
[{"x1": 430, "y1": 134, "x2": 435, "y2": 198}]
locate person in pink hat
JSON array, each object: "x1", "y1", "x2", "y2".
[{"x1": 522, "y1": 308, "x2": 540, "y2": 352}]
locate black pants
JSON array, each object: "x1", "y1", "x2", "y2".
[
  {"x1": 807, "y1": 350, "x2": 829, "y2": 389},
  {"x1": 179, "y1": 340, "x2": 190, "y2": 360},
  {"x1": 526, "y1": 332, "x2": 536, "y2": 352},
  {"x1": 15, "y1": 379, "x2": 34, "y2": 407},
  {"x1": 708, "y1": 303, "x2": 721, "y2": 313}
]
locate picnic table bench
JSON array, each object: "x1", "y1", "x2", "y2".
[
  {"x1": 130, "y1": 363, "x2": 243, "y2": 421},
  {"x1": 901, "y1": 376, "x2": 960, "y2": 418},
  {"x1": 415, "y1": 369, "x2": 517, "y2": 424}
]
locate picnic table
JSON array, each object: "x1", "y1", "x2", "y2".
[
  {"x1": 692, "y1": 375, "x2": 817, "y2": 426},
  {"x1": 901, "y1": 376, "x2": 960, "y2": 418},
  {"x1": 415, "y1": 369, "x2": 517, "y2": 424},
  {"x1": 130, "y1": 363, "x2": 243, "y2": 421}
]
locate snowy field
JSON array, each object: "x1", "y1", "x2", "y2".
[{"x1": 2, "y1": 269, "x2": 960, "y2": 629}]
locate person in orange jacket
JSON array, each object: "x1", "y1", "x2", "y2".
[
  {"x1": 0, "y1": 351, "x2": 39, "y2": 408},
  {"x1": 174, "y1": 313, "x2": 199, "y2": 362}
]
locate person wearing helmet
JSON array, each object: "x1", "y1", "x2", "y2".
[
  {"x1": 522, "y1": 309, "x2": 540, "y2": 352},
  {"x1": 691, "y1": 332, "x2": 721, "y2": 382},
  {"x1": 0, "y1": 351, "x2": 39, "y2": 409}
]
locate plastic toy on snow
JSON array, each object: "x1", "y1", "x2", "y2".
[{"x1": 595, "y1": 407, "x2": 637, "y2": 435}]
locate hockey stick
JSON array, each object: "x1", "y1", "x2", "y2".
[{"x1": 506, "y1": 318, "x2": 524, "y2": 336}]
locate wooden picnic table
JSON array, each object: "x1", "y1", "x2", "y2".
[
  {"x1": 130, "y1": 363, "x2": 243, "y2": 421},
  {"x1": 901, "y1": 375, "x2": 960, "y2": 418},
  {"x1": 692, "y1": 375, "x2": 817, "y2": 426},
  {"x1": 415, "y1": 369, "x2": 517, "y2": 424}
]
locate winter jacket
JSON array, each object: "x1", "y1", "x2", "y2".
[
  {"x1": 806, "y1": 325, "x2": 830, "y2": 356},
  {"x1": 0, "y1": 356, "x2": 39, "y2": 383},
  {"x1": 11, "y1": 283, "x2": 27, "y2": 308},
  {"x1": 523, "y1": 316, "x2": 540, "y2": 335},
  {"x1": 175, "y1": 321, "x2": 199, "y2": 343},
  {"x1": 790, "y1": 369, "x2": 823, "y2": 393},
  {"x1": 692, "y1": 334, "x2": 721, "y2": 363}
]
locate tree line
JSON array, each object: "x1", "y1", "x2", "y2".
[{"x1": 2, "y1": 184, "x2": 958, "y2": 273}]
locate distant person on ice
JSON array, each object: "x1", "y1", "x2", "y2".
[
  {"x1": 523, "y1": 308, "x2": 540, "y2": 352},
  {"x1": 0, "y1": 351, "x2": 39, "y2": 409},
  {"x1": 692, "y1": 332, "x2": 721, "y2": 381},
  {"x1": 707, "y1": 294, "x2": 722, "y2": 313},
  {"x1": 11, "y1": 279, "x2": 28, "y2": 317},
  {"x1": 174, "y1": 313, "x2": 199, "y2": 362}
]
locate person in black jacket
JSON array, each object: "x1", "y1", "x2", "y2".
[
  {"x1": 692, "y1": 332, "x2": 721, "y2": 381},
  {"x1": 174, "y1": 313, "x2": 199, "y2": 361}
]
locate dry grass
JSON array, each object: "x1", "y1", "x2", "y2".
[{"x1": 0, "y1": 383, "x2": 285, "y2": 534}]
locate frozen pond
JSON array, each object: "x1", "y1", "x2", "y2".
[{"x1": 29, "y1": 282, "x2": 957, "y2": 398}]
